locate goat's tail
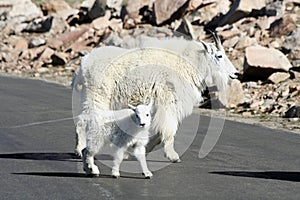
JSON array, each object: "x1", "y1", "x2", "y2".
[{"x1": 71, "y1": 68, "x2": 83, "y2": 92}]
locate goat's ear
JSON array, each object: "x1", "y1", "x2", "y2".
[
  {"x1": 147, "y1": 98, "x2": 154, "y2": 107},
  {"x1": 210, "y1": 31, "x2": 223, "y2": 51},
  {"x1": 128, "y1": 104, "x2": 136, "y2": 110},
  {"x1": 201, "y1": 41, "x2": 211, "y2": 54}
]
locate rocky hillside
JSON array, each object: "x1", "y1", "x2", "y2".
[{"x1": 0, "y1": 0, "x2": 299, "y2": 121}]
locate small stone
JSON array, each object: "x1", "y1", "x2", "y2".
[
  {"x1": 39, "y1": 47, "x2": 55, "y2": 64},
  {"x1": 290, "y1": 69, "x2": 300, "y2": 79},
  {"x1": 281, "y1": 88, "x2": 290, "y2": 97},
  {"x1": 284, "y1": 106, "x2": 300, "y2": 118},
  {"x1": 244, "y1": 81, "x2": 258, "y2": 88},
  {"x1": 92, "y1": 11, "x2": 111, "y2": 31},
  {"x1": 15, "y1": 38, "x2": 28, "y2": 50},
  {"x1": 242, "y1": 111, "x2": 252, "y2": 117},
  {"x1": 32, "y1": 61, "x2": 44, "y2": 69},
  {"x1": 268, "y1": 72, "x2": 290, "y2": 84},
  {"x1": 29, "y1": 38, "x2": 46, "y2": 48},
  {"x1": 235, "y1": 36, "x2": 257, "y2": 49},
  {"x1": 51, "y1": 52, "x2": 68, "y2": 66},
  {"x1": 0, "y1": 0, "x2": 40, "y2": 19},
  {"x1": 250, "y1": 100, "x2": 264, "y2": 109},
  {"x1": 37, "y1": 67, "x2": 49, "y2": 73},
  {"x1": 261, "y1": 99, "x2": 275, "y2": 113},
  {"x1": 23, "y1": 16, "x2": 54, "y2": 33}
]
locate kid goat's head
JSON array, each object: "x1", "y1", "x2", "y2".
[{"x1": 128, "y1": 99, "x2": 153, "y2": 128}]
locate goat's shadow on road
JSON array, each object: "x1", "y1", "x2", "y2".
[
  {"x1": 210, "y1": 171, "x2": 300, "y2": 183},
  {"x1": 1, "y1": 152, "x2": 153, "y2": 179},
  {"x1": 13, "y1": 172, "x2": 148, "y2": 180},
  {"x1": 0, "y1": 152, "x2": 115, "y2": 162},
  {"x1": 0, "y1": 152, "x2": 80, "y2": 162}
]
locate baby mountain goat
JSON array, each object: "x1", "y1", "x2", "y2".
[{"x1": 80, "y1": 100, "x2": 153, "y2": 178}]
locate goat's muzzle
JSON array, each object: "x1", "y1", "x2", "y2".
[
  {"x1": 140, "y1": 123, "x2": 146, "y2": 127},
  {"x1": 230, "y1": 72, "x2": 241, "y2": 79}
]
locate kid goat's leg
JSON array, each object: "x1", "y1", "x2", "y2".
[
  {"x1": 134, "y1": 145, "x2": 153, "y2": 178},
  {"x1": 112, "y1": 148, "x2": 125, "y2": 178}
]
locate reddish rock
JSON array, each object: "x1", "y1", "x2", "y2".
[
  {"x1": 235, "y1": 36, "x2": 257, "y2": 49},
  {"x1": 92, "y1": 11, "x2": 111, "y2": 31},
  {"x1": 48, "y1": 28, "x2": 89, "y2": 50},
  {"x1": 154, "y1": 0, "x2": 189, "y2": 25},
  {"x1": 225, "y1": 79, "x2": 245, "y2": 108},
  {"x1": 207, "y1": 0, "x2": 267, "y2": 27},
  {"x1": 125, "y1": 0, "x2": 149, "y2": 23},
  {"x1": 243, "y1": 45, "x2": 293, "y2": 81},
  {"x1": 15, "y1": 38, "x2": 28, "y2": 50},
  {"x1": 40, "y1": 0, "x2": 71, "y2": 15},
  {"x1": 256, "y1": 16, "x2": 277, "y2": 31},
  {"x1": 39, "y1": 47, "x2": 55, "y2": 64},
  {"x1": 188, "y1": 0, "x2": 203, "y2": 11},
  {"x1": 218, "y1": 29, "x2": 241, "y2": 40},
  {"x1": 269, "y1": 15, "x2": 296, "y2": 37},
  {"x1": 67, "y1": 38, "x2": 94, "y2": 52},
  {"x1": 198, "y1": 0, "x2": 231, "y2": 25},
  {"x1": 222, "y1": 36, "x2": 239, "y2": 49}
]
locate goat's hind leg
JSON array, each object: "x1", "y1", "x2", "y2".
[
  {"x1": 112, "y1": 148, "x2": 125, "y2": 178},
  {"x1": 75, "y1": 118, "x2": 87, "y2": 157}
]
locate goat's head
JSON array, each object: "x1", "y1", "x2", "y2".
[
  {"x1": 201, "y1": 32, "x2": 238, "y2": 90},
  {"x1": 128, "y1": 99, "x2": 153, "y2": 128}
]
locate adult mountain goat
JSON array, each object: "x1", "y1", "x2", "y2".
[{"x1": 73, "y1": 33, "x2": 238, "y2": 163}]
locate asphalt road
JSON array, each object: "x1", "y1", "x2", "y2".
[{"x1": 0, "y1": 76, "x2": 299, "y2": 200}]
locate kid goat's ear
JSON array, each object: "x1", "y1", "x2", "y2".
[{"x1": 128, "y1": 104, "x2": 136, "y2": 110}]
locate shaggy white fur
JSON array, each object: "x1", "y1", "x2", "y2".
[
  {"x1": 80, "y1": 102, "x2": 153, "y2": 178},
  {"x1": 73, "y1": 35, "x2": 238, "y2": 162}
]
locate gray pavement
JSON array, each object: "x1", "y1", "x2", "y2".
[{"x1": 0, "y1": 76, "x2": 299, "y2": 200}]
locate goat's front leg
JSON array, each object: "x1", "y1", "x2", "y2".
[
  {"x1": 112, "y1": 148, "x2": 125, "y2": 178},
  {"x1": 134, "y1": 145, "x2": 153, "y2": 178},
  {"x1": 164, "y1": 134, "x2": 181, "y2": 163},
  {"x1": 82, "y1": 148, "x2": 100, "y2": 176}
]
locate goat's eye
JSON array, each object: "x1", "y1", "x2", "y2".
[
  {"x1": 217, "y1": 54, "x2": 222, "y2": 58},
  {"x1": 146, "y1": 114, "x2": 149, "y2": 117}
]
